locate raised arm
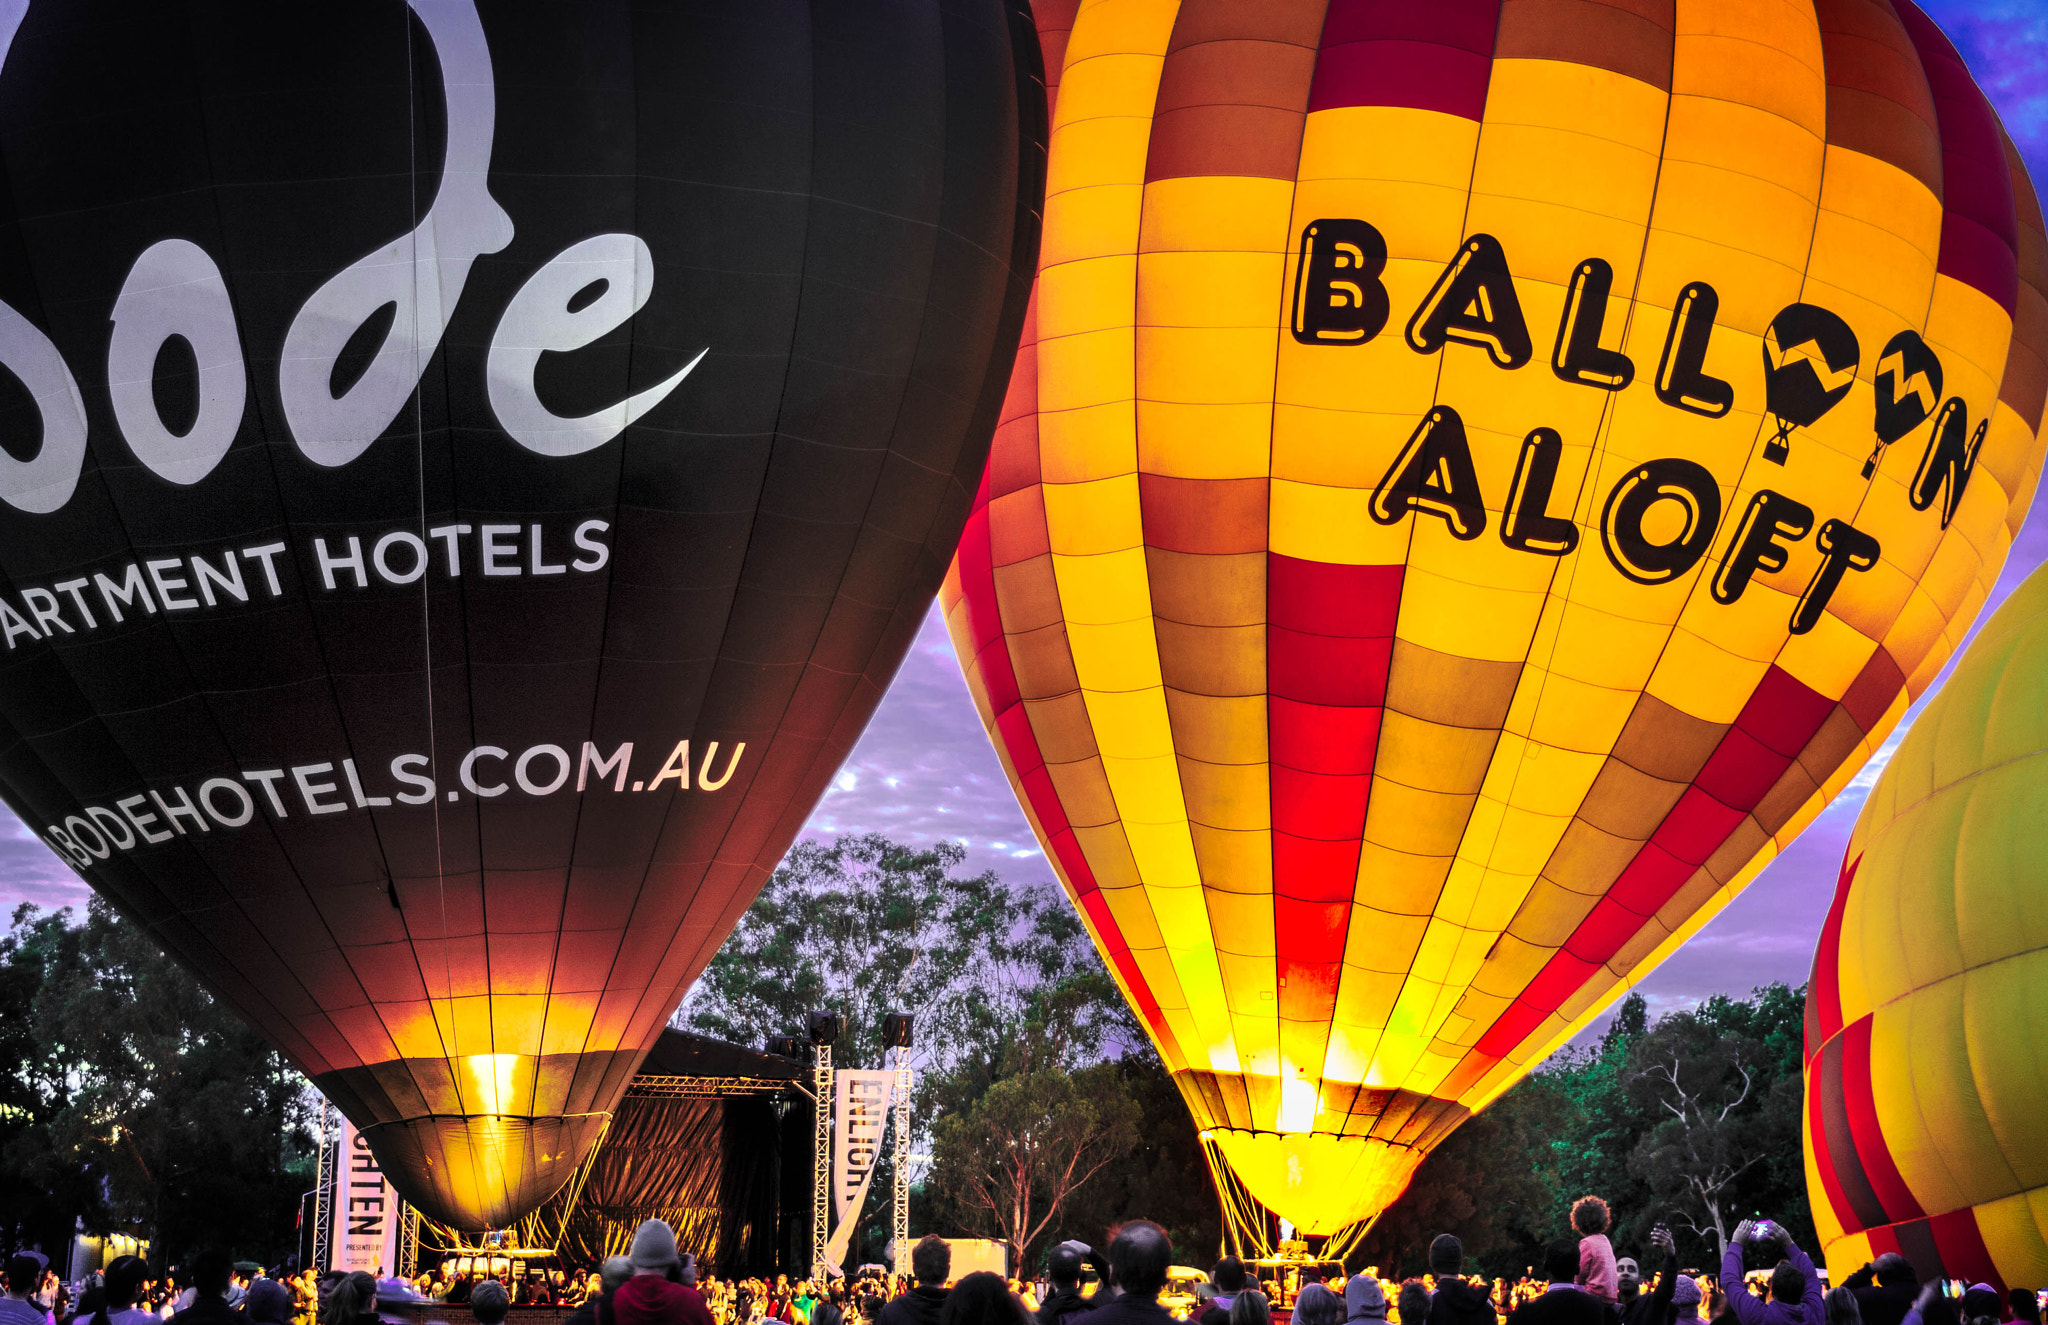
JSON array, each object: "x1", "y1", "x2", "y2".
[{"x1": 1721, "y1": 1225, "x2": 1764, "y2": 1325}]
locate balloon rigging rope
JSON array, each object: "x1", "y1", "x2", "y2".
[{"x1": 400, "y1": 3, "x2": 460, "y2": 1098}]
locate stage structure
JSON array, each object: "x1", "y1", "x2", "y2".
[
  {"x1": 420, "y1": 1030, "x2": 815, "y2": 1275},
  {"x1": 883, "y1": 1014, "x2": 914, "y2": 1279}
]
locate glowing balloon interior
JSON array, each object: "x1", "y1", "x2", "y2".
[
  {"x1": 1805, "y1": 561, "x2": 2048, "y2": 1292},
  {"x1": 945, "y1": 0, "x2": 2047, "y2": 1235},
  {"x1": 0, "y1": 0, "x2": 1041, "y2": 1228}
]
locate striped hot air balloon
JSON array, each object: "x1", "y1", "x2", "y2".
[
  {"x1": 1805, "y1": 562, "x2": 2048, "y2": 1292},
  {"x1": 944, "y1": 0, "x2": 2048, "y2": 1236}
]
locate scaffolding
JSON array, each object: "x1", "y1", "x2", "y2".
[
  {"x1": 311, "y1": 1099, "x2": 339, "y2": 1272},
  {"x1": 811, "y1": 1042, "x2": 833, "y2": 1282},
  {"x1": 891, "y1": 1045, "x2": 911, "y2": 1279}
]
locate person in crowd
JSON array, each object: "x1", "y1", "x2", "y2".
[
  {"x1": 1623, "y1": 1224, "x2": 1691, "y2": 1325},
  {"x1": 1294, "y1": 1285, "x2": 1342, "y2": 1325},
  {"x1": 614, "y1": 1221, "x2": 713, "y2": 1325},
  {"x1": 1619, "y1": 1260, "x2": 1644, "y2": 1317},
  {"x1": 567, "y1": 1258, "x2": 634, "y2": 1325},
  {"x1": 1824, "y1": 1289, "x2": 1862, "y2": 1325},
  {"x1": 3, "y1": 1256, "x2": 50, "y2": 1325},
  {"x1": 244, "y1": 1280, "x2": 293, "y2": 1325},
  {"x1": 1226, "y1": 1292, "x2": 1270, "y2": 1325},
  {"x1": 1343, "y1": 1275, "x2": 1387, "y2": 1325},
  {"x1": 288, "y1": 1271, "x2": 316, "y2": 1325},
  {"x1": 675, "y1": 1255, "x2": 715, "y2": 1325},
  {"x1": 1075, "y1": 1221, "x2": 1175, "y2": 1325},
  {"x1": 1718, "y1": 1220, "x2": 1824, "y2": 1325},
  {"x1": 317, "y1": 1273, "x2": 378, "y2": 1325},
  {"x1": 1574, "y1": 1198, "x2": 1620, "y2": 1306},
  {"x1": 815, "y1": 1299, "x2": 846, "y2": 1325},
  {"x1": 1040, "y1": 1244, "x2": 1092, "y2": 1325},
  {"x1": 1425, "y1": 1236, "x2": 1491, "y2": 1325},
  {"x1": 880, "y1": 1237, "x2": 953, "y2": 1325},
  {"x1": 936, "y1": 1274, "x2": 1028, "y2": 1325},
  {"x1": 1955, "y1": 1288, "x2": 2001, "y2": 1325},
  {"x1": 472, "y1": 1283, "x2": 511, "y2": 1325},
  {"x1": 1395, "y1": 1284, "x2": 1431, "y2": 1325},
  {"x1": 1509, "y1": 1239, "x2": 1607, "y2": 1325},
  {"x1": 2010, "y1": 1290, "x2": 2041, "y2": 1325},
  {"x1": 1899, "y1": 1282, "x2": 1960, "y2": 1325},
  {"x1": 166, "y1": 1253, "x2": 239, "y2": 1325},
  {"x1": 1197, "y1": 1261, "x2": 1246, "y2": 1325}
]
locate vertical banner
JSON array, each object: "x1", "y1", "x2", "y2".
[
  {"x1": 832, "y1": 1070, "x2": 896, "y2": 1222},
  {"x1": 334, "y1": 1116, "x2": 400, "y2": 1275}
]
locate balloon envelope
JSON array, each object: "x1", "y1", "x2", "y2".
[
  {"x1": 0, "y1": 0, "x2": 1039, "y2": 1227},
  {"x1": 1805, "y1": 561, "x2": 2048, "y2": 1291},
  {"x1": 945, "y1": 0, "x2": 2046, "y2": 1234}
]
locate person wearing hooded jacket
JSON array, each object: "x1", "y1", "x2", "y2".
[
  {"x1": 1425, "y1": 1237, "x2": 1493, "y2": 1325},
  {"x1": 1345, "y1": 1274, "x2": 1388, "y2": 1325},
  {"x1": 613, "y1": 1220, "x2": 714, "y2": 1325}
]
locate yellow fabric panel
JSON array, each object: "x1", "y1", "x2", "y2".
[
  {"x1": 1971, "y1": 1189, "x2": 2048, "y2": 1294},
  {"x1": 1876, "y1": 978, "x2": 2017, "y2": 1218},
  {"x1": 1208, "y1": 1130, "x2": 1429, "y2": 1237}
]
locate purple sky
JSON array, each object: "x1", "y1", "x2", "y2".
[{"x1": 4, "y1": 5, "x2": 2046, "y2": 1035}]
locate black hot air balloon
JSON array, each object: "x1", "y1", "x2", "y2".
[
  {"x1": 1762, "y1": 301, "x2": 1860, "y2": 463},
  {"x1": 1868, "y1": 328, "x2": 1947, "y2": 476},
  {"x1": 0, "y1": 0, "x2": 1041, "y2": 1229}
]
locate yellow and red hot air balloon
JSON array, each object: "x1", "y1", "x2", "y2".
[
  {"x1": 945, "y1": 0, "x2": 2048, "y2": 1237},
  {"x1": 1804, "y1": 562, "x2": 2048, "y2": 1291}
]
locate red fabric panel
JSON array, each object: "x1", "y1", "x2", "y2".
[
  {"x1": 1651, "y1": 786, "x2": 1750, "y2": 865},
  {"x1": 1694, "y1": 726, "x2": 1792, "y2": 809},
  {"x1": 1268, "y1": 556, "x2": 1400, "y2": 1029},
  {"x1": 1307, "y1": 0, "x2": 1502, "y2": 119},
  {"x1": 1735, "y1": 665, "x2": 1838, "y2": 757},
  {"x1": 1896, "y1": 1, "x2": 2020, "y2": 314},
  {"x1": 954, "y1": 490, "x2": 1166, "y2": 1031},
  {"x1": 1808, "y1": 853, "x2": 1859, "y2": 1053},
  {"x1": 1843, "y1": 1013, "x2": 1927, "y2": 1223},
  {"x1": 1928, "y1": 1209, "x2": 2003, "y2": 1293}
]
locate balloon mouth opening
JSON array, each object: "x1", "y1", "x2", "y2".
[{"x1": 1206, "y1": 1128, "x2": 1431, "y2": 1236}]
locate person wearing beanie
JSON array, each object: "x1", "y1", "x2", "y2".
[
  {"x1": 1345, "y1": 1274, "x2": 1388, "y2": 1325},
  {"x1": 1426, "y1": 1237, "x2": 1493, "y2": 1325},
  {"x1": 1957, "y1": 1287, "x2": 2001, "y2": 1325},
  {"x1": 613, "y1": 1221, "x2": 713, "y2": 1325}
]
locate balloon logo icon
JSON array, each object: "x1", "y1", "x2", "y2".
[
  {"x1": 1763, "y1": 302, "x2": 1861, "y2": 464},
  {"x1": 1868, "y1": 329, "x2": 1948, "y2": 476}
]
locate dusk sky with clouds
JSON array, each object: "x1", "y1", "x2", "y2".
[{"x1": 4, "y1": 3, "x2": 2047, "y2": 1038}]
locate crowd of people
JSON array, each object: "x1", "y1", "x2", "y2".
[{"x1": 8, "y1": 1194, "x2": 2045, "y2": 1325}]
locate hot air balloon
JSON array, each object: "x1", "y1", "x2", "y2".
[
  {"x1": 1804, "y1": 561, "x2": 2048, "y2": 1291},
  {"x1": 943, "y1": 0, "x2": 2048, "y2": 1240},
  {"x1": 0, "y1": 0, "x2": 1041, "y2": 1229}
]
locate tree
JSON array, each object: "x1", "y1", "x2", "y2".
[
  {"x1": 1362, "y1": 985, "x2": 1808, "y2": 1278},
  {"x1": 2, "y1": 898, "x2": 316, "y2": 1269},
  {"x1": 927, "y1": 1061, "x2": 1140, "y2": 1269},
  {"x1": 1622, "y1": 987, "x2": 1809, "y2": 1263},
  {"x1": 676, "y1": 834, "x2": 1141, "y2": 1076},
  {"x1": 1052, "y1": 1051, "x2": 1220, "y2": 1263}
]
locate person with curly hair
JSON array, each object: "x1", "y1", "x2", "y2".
[{"x1": 1571, "y1": 1198, "x2": 1618, "y2": 1305}]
